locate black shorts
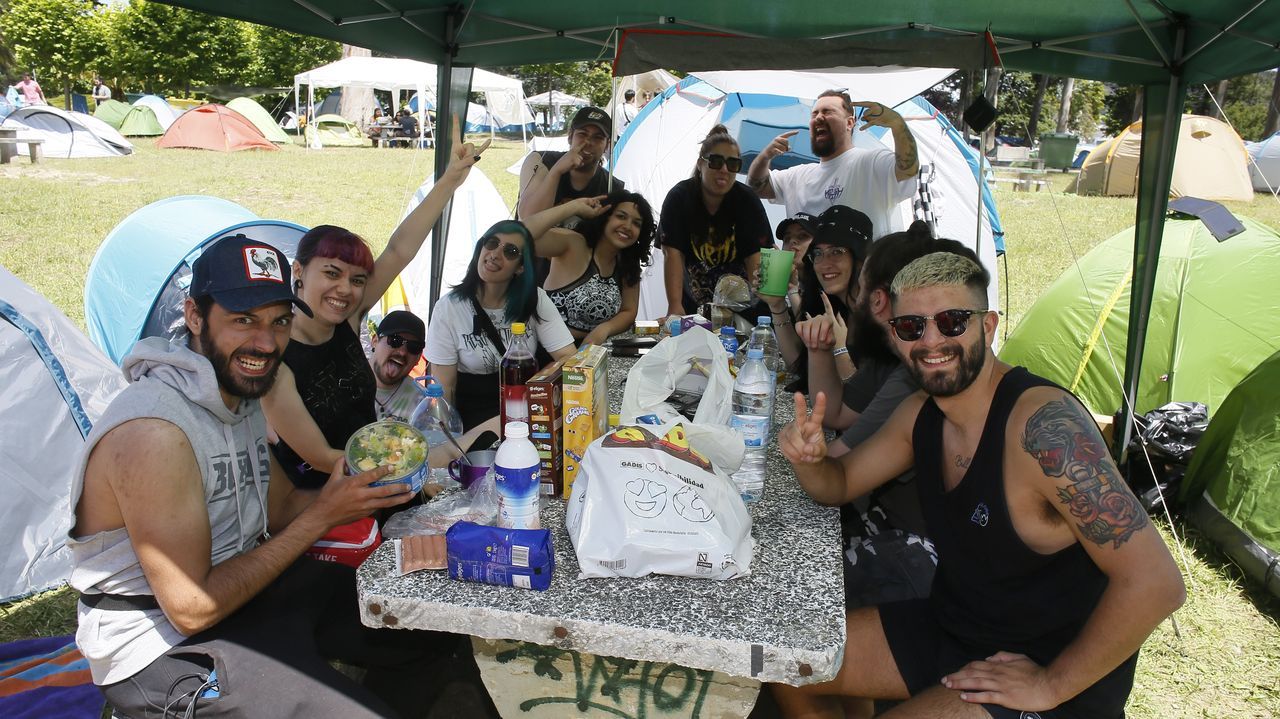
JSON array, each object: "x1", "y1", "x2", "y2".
[
  {"x1": 843, "y1": 529, "x2": 937, "y2": 609},
  {"x1": 878, "y1": 599, "x2": 1138, "y2": 719}
]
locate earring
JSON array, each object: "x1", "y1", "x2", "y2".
[{"x1": 294, "y1": 279, "x2": 302, "y2": 291}]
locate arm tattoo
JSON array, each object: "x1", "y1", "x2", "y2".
[
  {"x1": 1022, "y1": 398, "x2": 1147, "y2": 548},
  {"x1": 749, "y1": 174, "x2": 770, "y2": 192},
  {"x1": 895, "y1": 125, "x2": 919, "y2": 176}
]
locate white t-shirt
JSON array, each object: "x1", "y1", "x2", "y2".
[
  {"x1": 424, "y1": 289, "x2": 575, "y2": 375},
  {"x1": 375, "y1": 377, "x2": 423, "y2": 423},
  {"x1": 769, "y1": 147, "x2": 917, "y2": 238}
]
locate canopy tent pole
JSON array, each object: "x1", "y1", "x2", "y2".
[
  {"x1": 429, "y1": 6, "x2": 475, "y2": 310},
  {"x1": 307, "y1": 84, "x2": 316, "y2": 149},
  {"x1": 1115, "y1": 29, "x2": 1189, "y2": 458}
]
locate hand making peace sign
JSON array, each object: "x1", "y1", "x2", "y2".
[{"x1": 779, "y1": 391, "x2": 829, "y2": 466}]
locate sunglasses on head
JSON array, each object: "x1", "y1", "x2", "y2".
[
  {"x1": 482, "y1": 236, "x2": 522, "y2": 261},
  {"x1": 887, "y1": 309, "x2": 989, "y2": 342},
  {"x1": 383, "y1": 334, "x2": 425, "y2": 354},
  {"x1": 701, "y1": 153, "x2": 743, "y2": 173}
]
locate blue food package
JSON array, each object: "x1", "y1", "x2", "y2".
[{"x1": 445, "y1": 521, "x2": 554, "y2": 591}]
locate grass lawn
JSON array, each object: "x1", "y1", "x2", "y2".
[{"x1": 3, "y1": 139, "x2": 1280, "y2": 717}]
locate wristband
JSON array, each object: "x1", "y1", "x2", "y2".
[{"x1": 832, "y1": 346, "x2": 849, "y2": 358}]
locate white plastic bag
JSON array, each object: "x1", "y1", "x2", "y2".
[{"x1": 566, "y1": 418, "x2": 754, "y2": 580}]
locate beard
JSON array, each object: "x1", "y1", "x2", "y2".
[
  {"x1": 811, "y1": 130, "x2": 836, "y2": 158},
  {"x1": 849, "y1": 302, "x2": 897, "y2": 366},
  {"x1": 905, "y1": 325, "x2": 987, "y2": 398},
  {"x1": 373, "y1": 356, "x2": 412, "y2": 387},
  {"x1": 200, "y1": 324, "x2": 282, "y2": 400}
]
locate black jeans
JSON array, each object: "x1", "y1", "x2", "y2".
[{"x1": 102, "y1": 558, "x2": 459, "y2": 719}]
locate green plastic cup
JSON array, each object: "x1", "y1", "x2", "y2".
[{"x1": 758, "y1": 248, "x2": 795, "y2": 297}]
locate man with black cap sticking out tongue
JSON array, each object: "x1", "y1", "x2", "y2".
[{"x1": 68, "y1": 234, "x2": 447, "y2": 719}]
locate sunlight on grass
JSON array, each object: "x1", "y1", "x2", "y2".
[{"x1": 4, "y1": 138, "x2": 1280, "y2": 717}]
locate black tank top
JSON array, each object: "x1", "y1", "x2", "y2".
[
  {"x1": 272, "y1": 321, "x2": 376, "y2": 489},
  {"x1": 913, "y1": 367, "x2": 1108, "y2": 658}
]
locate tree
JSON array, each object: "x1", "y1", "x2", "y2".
[
  {"x1": 244, "y1": 25, "x2": 340, "y2": 88},
  {"x1": 114, "y1": 0, "x2": 250, "y2": 96},
  {"x1": 1265, "y1": 69, "x2": 1280, "y2": 138},
  {"x1": 0, "y1": 0, "x2": 102, "y2": 104},
  {"x1": 1055, "y1": 77, "x2": 1074, "y2": 132}
]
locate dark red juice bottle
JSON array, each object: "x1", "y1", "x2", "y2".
[{"x1": 500, "y1": 322, "x2": 538, "y2": 436}]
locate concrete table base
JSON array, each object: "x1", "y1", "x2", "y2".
[{"x1": 473, "y1": 637, "x2": 760, "y2": 719}]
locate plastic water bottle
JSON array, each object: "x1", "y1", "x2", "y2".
[
  {"x1": 719, "y1": 326, "x2": 738, "y2": 368},
  {"x1": 747, "y1": 315, "x2": 784, "y2": 383},
  {"x1": 730, "y1": 347, "x2": 774, "y2": 503},
  {"x1": 409, "y1": 382, "x2": 463, "y2": 484},
  {"x1": 494, "y1": 421, "x2": 541, "y2": 529},
  {"x1": 500, "y1": 322, "x2": 538, "y2": 435}
]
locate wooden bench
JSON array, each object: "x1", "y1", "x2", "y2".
[
  {"x1": 0, "y1": 136, "x2": 45, "y2": 164},
  {"x1": 991, "y1": 173, "x2": 1049, "y2": 192}
]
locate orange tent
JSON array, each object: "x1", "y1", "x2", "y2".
[{"x1": 157, "y1": 104, "x2": 279, "y2": 152}]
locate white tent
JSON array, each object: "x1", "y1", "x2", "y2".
[
  {"x1": 379, "y1": 167, "x2": 512, "y2": 326},
  {"x1": 612, "y1": 68, "x2": 1003, "y2": 322},
  {"x1": 1, "y1": 105, "x2": 133, "y2": 158},
  {"x1": 528, "y1": 90, "x2": 589, "y2": 131},
  {"x1": 612, "y1": 70, "x2": 680, "y2": 138},
  {"x1": 293, "y1": 56, "x2": 534, "y2": 145},
  {"x1": 1247, "y1": 132, "x2": 1280, "y2": 193},
  {"x1": 132, "y1": 94, "x2": 181, "y2": 131},
  {"x1": 1, "y1": 264, "x2": 127, "y2": 602}
]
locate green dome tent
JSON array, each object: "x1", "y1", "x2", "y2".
[
  {"x1": 227, "y1": 97, "x2": 291, "y2": 144},
  {"x1": 1000, "y1": 214, "x2": 1280, "y2": 418},
  {"x1": 303, "y1": 113, "x2": 370, "y2": 147},
  {"x1": 1181, "y1": 349, "x2": 1280, "y2": 598},
  {"x1": 93, "y1": 99, "x2": 131, "y2": 129},
  {"x1": 119, "y1": 105, "x2": 165, "y2": 136}
]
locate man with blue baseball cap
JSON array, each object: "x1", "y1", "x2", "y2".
[{"x1": 68, "y1": 234, "x2": 448, "y2": 718}]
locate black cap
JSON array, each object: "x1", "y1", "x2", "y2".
[
  {"x1": 775, "y1": 212, "x2": 818, "y2": 241},
  {"x1": 377, "y1": 310, "x2": 425, "y2": 339},
  {"x1": 190, "y1": 234, "x2": 312, "y2": 317},
  {"x1": 570, "y1": 106, "x2": 611, "y2": 136},
  {"x1": 813, "y1": 206, "x2": 873, "y2": 261}
]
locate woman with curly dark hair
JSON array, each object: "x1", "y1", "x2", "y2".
[{"x1": 535, "y1": 191, "x2": 655, "y2": 346}]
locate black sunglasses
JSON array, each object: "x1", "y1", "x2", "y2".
[
  {"x1": 383, "y1": 334, "x2": 425, "y2": 354},
  {"x1": 482, "y1": 236, "x2": 522, "y2": 261},
  {"x1": 887, "y1": 309, "x2": 989, "y2": 342},
  {"x1": 701, "y1": 153, "x2": 743, "y2": 173}
]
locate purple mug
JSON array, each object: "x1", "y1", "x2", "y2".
[{"x1": 449, "y1": 449, "x2": 497, "y2": 488}]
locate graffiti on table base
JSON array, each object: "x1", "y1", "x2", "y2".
[{"x1": 495, "y1": 642, "x2": 713, "y2": 718}]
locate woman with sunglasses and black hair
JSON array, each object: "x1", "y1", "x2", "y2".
[
  {"x1": 659, "y1": 124, "x2": 772, "y2": 320},
  {"x1": 423, "y1": 212, "x2": 580, "y2": 431},
  {"x1": 263, "y1": 132, "x2": 490, "y2": 489},
  {"x1": 530, "y1": 191, "x2": 656, "y2": 347}
]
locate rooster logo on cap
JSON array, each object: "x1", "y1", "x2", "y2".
[{"x1": 248, "y1": 248, "x2": 280, "y2": 280}]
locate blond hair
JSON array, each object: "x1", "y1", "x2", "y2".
[{"x1": 890, "y1": 251, "x2": 989, "y2": 304}]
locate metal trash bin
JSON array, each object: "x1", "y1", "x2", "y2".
[{"x1": 1039, "y1": 132, "x2": 1079, "y2": 171}]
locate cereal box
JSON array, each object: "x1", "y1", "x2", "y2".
[
  {"x1": 527, "y1": 359, "x2": 565, "y2": 497},
  {"x1": 561, "y1": 344, "x2": 608, "y2": 498}
]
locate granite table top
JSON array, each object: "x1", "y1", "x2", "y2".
[{"x1": 358, "y1": 341, "x2": 845, "y2": 686}]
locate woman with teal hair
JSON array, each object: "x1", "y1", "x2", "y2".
[{"x1": 423, "y1": 212, "x2": 580, "y2": 429}]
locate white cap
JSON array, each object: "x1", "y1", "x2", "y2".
[{"x1": 504, "y1": 421, "x2": 529, "y2": 438}]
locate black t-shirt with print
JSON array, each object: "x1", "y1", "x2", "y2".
[{"x1": 659, "y1": 177, "x2": 772, "y2": 308}]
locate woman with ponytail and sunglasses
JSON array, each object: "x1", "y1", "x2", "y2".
[
  {"x1": 262, "y1": 132, "x2": 490, "y2": 489},
  {"x1": 658, "y1": 124, "x2": 772, "y2": 320},
  {"x1": 423, "y1": 214, "x2": 580, "y2": 431}
]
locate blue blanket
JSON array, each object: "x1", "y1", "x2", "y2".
[{"x1": 0, "y1": 635, "x2": 105, "y2": 719}]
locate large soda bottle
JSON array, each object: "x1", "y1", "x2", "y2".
[
  {"x1": 409, "y1": 382, "x2": 463, "y2": 484},
  {"x1": 494, "y1": 421, "x2": 541, "y2": 529},
  {"x1": 500, "y1": 322, "x2": 538, "y2": 436},
  {"x1": 729, "y1": 347, "x2": 775, "y2": 503},
  {"x1": 746, "y1": 315, "x2": 784, "y2": 384}
]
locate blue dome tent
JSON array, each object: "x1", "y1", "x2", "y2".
[{"x1": 85, "y1": 195, "x2": 308, "y2": 364}]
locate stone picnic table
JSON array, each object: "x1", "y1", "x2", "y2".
[{"x1": 357, "y1": 342, "x2": 845, "y2": 718}]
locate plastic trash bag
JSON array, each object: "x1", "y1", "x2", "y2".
[
  {"x1": 566, "y1": 417, "x2": 754, "y2": 580},
  {"x1": 1125, "y1": 401, "x2": 1208, "y2": 511},
  {"x1": 713, "y1": 274, "x2": 754, "y2": 311}
]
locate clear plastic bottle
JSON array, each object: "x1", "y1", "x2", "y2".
[
  {"x1": 747, "y1": 315, "x2": 784, "y2": 384},
  {"x1": 494, "y1": 421, "x2": 541, "y2": 529},
  {"x1": 730, "y1": 347, "x2": 774, "y2": 503},
  {"x1": 500, "y1": 322, "x2": 538, "y2": 435},
  {"x1": 409, "y1": 382, "x2": 463, "y2": 484}
]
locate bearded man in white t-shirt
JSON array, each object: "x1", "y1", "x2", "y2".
[{"x1": 747, "y1": 89, "x2": 919, "y2": 237}]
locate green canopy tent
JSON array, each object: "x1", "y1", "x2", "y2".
[
  {"x1": 999, "y1": 214, "x2": 1280, "y2": 418},
  {"x1": 119, "y1": 105, "x2": 166, "y2": 137},
  {"x1": 1181, "y1": 349, "x2": 1280, "y2": 598},
  {"x1": 93, "y1": 99, "x2": 131, "y2": 130},
  {"x1": 227, "y1": 96, "x2": 292, "y2": 144},
  {"x1": 148, "y1": 1, "x2": 1280, "y2": 451}
]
